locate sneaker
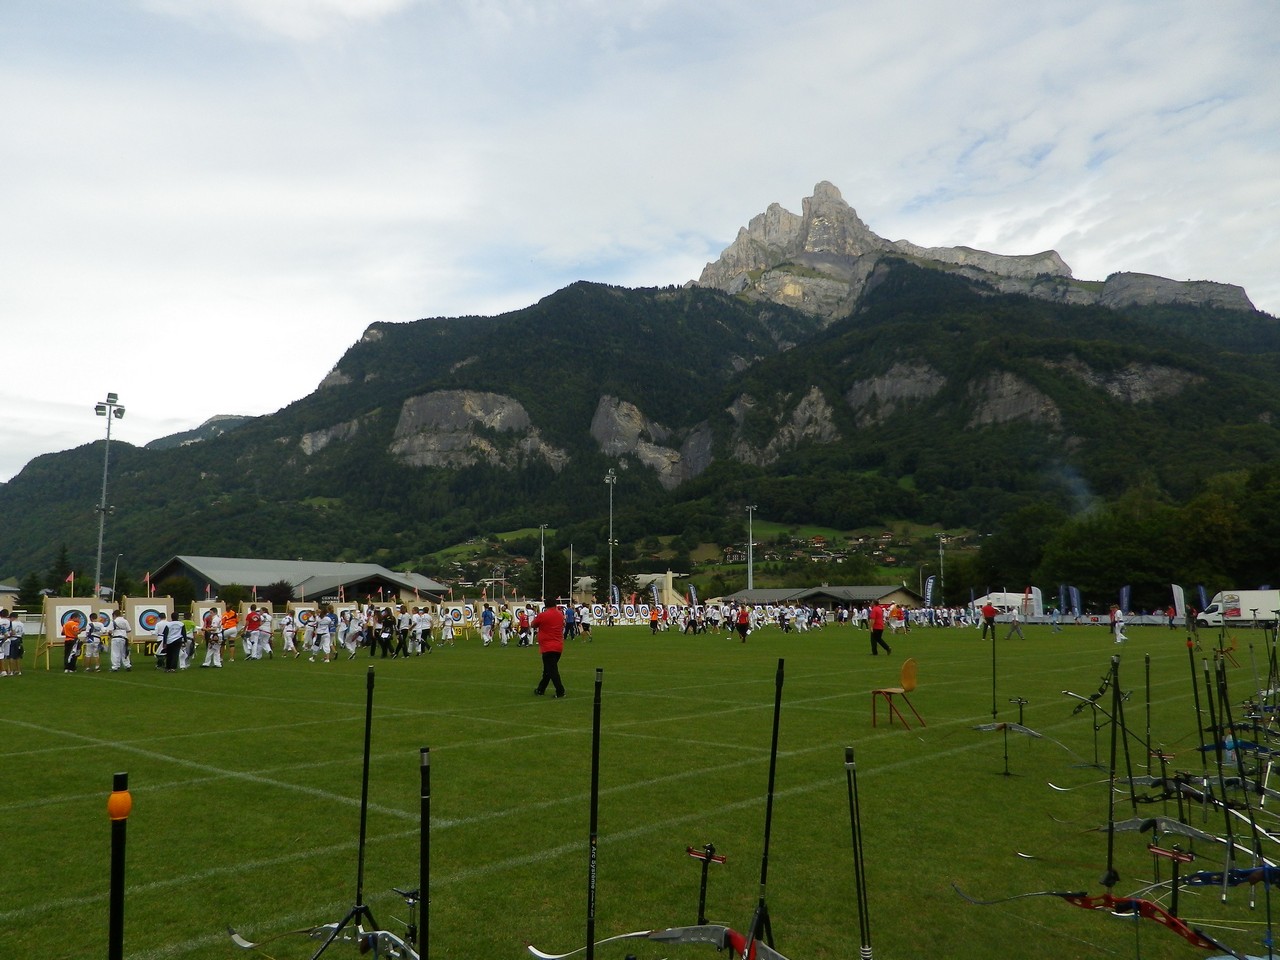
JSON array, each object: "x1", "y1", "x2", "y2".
[
  {"x1": 554, "y1": 692, "x2": 566, "y2": 699},
  {"x1": 534, "y1": 688, "x2": 545, "y2": 696},
  {"x1": 309, "y1": 656, "x2": 316, "y2": 662}
]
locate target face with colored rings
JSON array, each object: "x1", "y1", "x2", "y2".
[
  {"x1": 60, "y1": 610, "x2": 89, "y2": 630},
  {"x1": 138, "y1": 608, "x2": 163, "y2": 632},
  {"x1": 297, "y1": 609, "x2": 315, "y2": 623}
]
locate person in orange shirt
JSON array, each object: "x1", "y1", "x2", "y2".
[
  {"x1": 649, "y1": 604, "x2": 660, "y2": 635},
  {"x1": 221, "y1": 608, "x2": 240, "y2": 662},
  {"x1": 61, "y1": 616, "x2": 81, "y2": 673}
]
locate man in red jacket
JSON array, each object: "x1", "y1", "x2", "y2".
[
  {"x1": 869, "y1": 602, "x2": 892, "y2": 656},
  {"x1": 532, "y1": 599, "x2": 566, "y2": 698}
]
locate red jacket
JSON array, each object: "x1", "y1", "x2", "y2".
[
  {"x1": 869, "y1": 604, "x2": 886, "y2": 630},
  {"x1": 532, "y1": 606, "x2": 565, "y2": 653}
]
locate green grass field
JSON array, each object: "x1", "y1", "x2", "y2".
[{"x1": 2, "y1": 622, "x2": 1273, "y2": 960}]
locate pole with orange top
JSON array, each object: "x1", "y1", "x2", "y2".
[{"x1": 107, "y1": 772, "x2": 131, "y2": 960}]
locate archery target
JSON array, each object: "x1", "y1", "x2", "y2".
[
  {"x1": 297, "y1": 608, "x2": 316, "y2": 624},
  {"x1": 591, "y1": 604, "x2": 604, "y2": 620},
  {"x1": 93, "y1": 610, "x2": 112, "y2": 628},
  {"x1": 60, "y1": 609, "x2": 89, "y2": 630},
  {"x1": 623, "y1": 603, "x2": 635, "y2": 621},
  {"x1": 638, "y1": 603, "x2": 650, "y2": 620},
  {"x1": 449, "y1": 607, "x2": 463, "y2": 623},
  {"x1": 137, "y1": 608, "x2": 163, "y2": 633}
]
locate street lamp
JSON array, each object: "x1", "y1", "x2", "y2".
[
  {"x1": 937, "y1": 533, "x2": 946, "y2": 606},
  {"x1": 604, "y1": 469, "x2": 617, "y2": 607},
  {"x1": 539, "y1": 524, "x2": 548, "y2": 601},
  {"x1": 746, "y1": 504, "x2": 758, "y2": 590},
  {"x1": 93, "y1": 392, "x2": 125, "y2": 600}
]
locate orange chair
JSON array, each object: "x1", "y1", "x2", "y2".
[{"x1": 872, "y1": 658, "x2": 925, "y2": 729}]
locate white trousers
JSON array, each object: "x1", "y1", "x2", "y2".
[{"x1": 110, "y1": 637, "x2": 132, "y2": 670}]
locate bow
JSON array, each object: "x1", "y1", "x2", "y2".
[
  {"x1": 229, "y1": 922, "x2": 419, "y2": 958},
  {"x1": 952, "y1": 884, "x2": 1240, "y2": 955},
  {"x1": 525, "y1": 923, "x2": 790, "y2": 960}
]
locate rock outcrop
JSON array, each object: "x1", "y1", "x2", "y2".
[
  {"x1": 697, "y1": 182, "x2": 1257, "y2": 318},
  {"x1": 1042, "y1": 357, "x2": 1205, "y2": 402},
  {"x1": 967, "y1": 372, "x2": 1061, "y2": 428},
  {"x1": 845, "y1": 363, "x2": 948, "y2": 426},
  {"x1": 1099, "y1": 273, "x2": 1255, "y2": 312},
  {"x1": 728, "y1": 387, "x2": 841, "y2": 466},
  {"x1": 589, "y1": 396, "x2": 713, "y2": 489},
  {"x1": 389, "y1": 390, "x2": 568, "y2": 471}
]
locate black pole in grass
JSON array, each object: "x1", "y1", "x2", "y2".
[
  {"x1": 312, "y1": 667, "x2": 379, "y2": 957},
  {"x1": 1102, "y1": 656, "x2": 1121, "y2": 890},
  {"x1": 845, "y1": 747, "x2": 872, "y2": 960},
  {"x1": 420, "y1": 746, "x2": 430, "y2": 960},
  {"x1": 586, "y1": 668, "x2": 603, "y2": 960},
  {"x1": 745, "y1": 658, "x2": 784, "y2": 955},
  {"x1": 107, "y1": 771, "x2": 131, "y2": 960},
  {"x1": 1187, "y1": 638, "x2": 1208, "y2": 775}
]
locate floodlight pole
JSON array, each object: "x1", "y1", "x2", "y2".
[
  {"x1": 937, "y1": 532, "x2": 946, "y2": 606},
  {"x1": 604, "y1": 469, "x2": 617, "y2": 605},
  {"x1": 746, "y1": 505, "x2": 758, "y2": 590},
  {"x1": 93, "y1": 392, "x2": 125, "y2": 601},
  {"x1": 539, "y1": 524, "x2": 548, "y2": 600},
  {"x1": 111, "y1": 554, "x2": 123, "y2": 604}
]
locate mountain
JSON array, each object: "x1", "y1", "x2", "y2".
[
  {"x1": 697, "y1": 180, "x2": 1257, "y2": 318},
  {"x1": 1, "y1": 184, "x2": 1277, "y2": 581},
  {"x1": 145, "y1": 415, "x2": 255, "y2": 450}
]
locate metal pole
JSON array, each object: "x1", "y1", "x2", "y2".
[
  {"x1": 586, "y1": 668, "x2": 604, "y2": 960},
  {"x1": 604, "y1": 470, "x2": 616, "y2": 607},
  {"x1": 107, "y1": 771, "x2": 131, "y2": 960},
  {"x1": 938, "y1": 533, "x2": 945, "y2": 607},
  {"x1": 420, "y1": 746, "x2": 430, "y2": 960},
  {"x1": 539, "y1": 525, "x2": 547, "y2": 601},
  {"x1": 93, "y1": 395, "x2": 124, "y2": 599},
  {"x1": 746, "y1": 505, "x2": 757, "y2": 590}
]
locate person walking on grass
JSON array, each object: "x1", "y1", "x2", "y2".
[
  {"x1": 869, "y1": 601, "x2": 892, "y2": 656},
  {"x1": 980, "y1": 601, "x2": 998, "y2": 641},
  {"x1": 532, "y1": 599, "x2": 566, "y2": 698},
  {"x1": 1004, "y1": 605, "x2": 1026, "y2": 640}
]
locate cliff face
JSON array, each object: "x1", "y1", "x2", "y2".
[{"x1": 697, "y1": 182, "x2": 1256, "y2": 317}]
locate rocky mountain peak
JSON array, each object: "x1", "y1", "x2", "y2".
[{"x1": 697, "y1": 182, "x2": 1256, "y2": 319}]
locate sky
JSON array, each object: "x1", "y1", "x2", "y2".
[{"x1": 2, "y1": 0, "x2": 1277, "y2": 482}]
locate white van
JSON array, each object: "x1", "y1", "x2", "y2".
[{"x1": 1196, "y1": 590, "x2": 1280, "y2": 628}]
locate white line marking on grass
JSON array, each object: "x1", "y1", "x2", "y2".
[{"x1": 0, "y1": 718, "x2": 418, "y2": 821}]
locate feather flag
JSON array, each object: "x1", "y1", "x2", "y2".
[
  {"x1": 1118, "y1": 585, "x2": 1131, "y2": 613},
  {"x1": 1197, "y1": 584, "x2": 1209, "y2": 610},
  {"x1": 924, "y1": 575, "x2": 936, "y2": 606},
  {"x1": 1069, "y1": 586, "x2": 1082, "y2": 618},
  {"x1": 1058, "y1": 583, "x2": 1068, "y2": 614}
]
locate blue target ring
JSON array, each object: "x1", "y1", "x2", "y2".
[
  {"x1": 60, "y1": 610, "x2": 88, "y2": 629},
  {"x1": 139, "y1": 608, "x2": 163, "y2": 632}
]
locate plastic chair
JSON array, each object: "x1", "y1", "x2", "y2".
[{"x1": 872, "y1": 658, "x2": 925, "y2": 729}]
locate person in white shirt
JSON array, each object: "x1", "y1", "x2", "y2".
[{"x1": 109, "y1": 609, "x2": 132, "y2": 671}]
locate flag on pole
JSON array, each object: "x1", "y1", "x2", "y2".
[
  {"x1": 144, "y1": 571, "x2": 152, "y2": 597},
  {"x1": 1118, "y1": 585, "x2": 1131, "y2": 614},
  {"x1": 205, "y1": 583, "x2": 211, "y2": 599},
  {"x1": 65, "y1": 571, "x2": 74, "y2": 583},
  {"x1": 924, "y1": 575, "x2": 936, "y2": 606},
  {"x1": 1069, "y1": 586, "x2": 1082, "y2": 618},
  {"x1": 66, "y1": 571, "x2": 74, "y2": 596}
]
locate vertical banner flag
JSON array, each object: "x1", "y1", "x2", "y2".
[
  {"x1": 1069, "y1": 586, "x2": 1082, "y2": 618},
  {"x1": 650, "y1": 582, "x2": 661, "y2": 607},
  {"x1": 1118, "y1": 585, "x2": 1131, "y2": 614},
  {"x1": 611, "y1": 584, "x2": 621, "y2": 605},
  {"x1": 1171, "y1": 584, "x2": 1186, "y2": 621},
  {"x1": 1058, "y1": 584, "x2": 1068, "y2": 615},
  {"x1": 1197, "y1": 585, "x2": 1209, "y2": 611},
  {"x1": 924, "y1": 575, "x2": 936, "y2": 606}
]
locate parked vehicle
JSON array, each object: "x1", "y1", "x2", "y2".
[{"x1": 1196, "y1": 590, "x2": 1280, "y2": 628}]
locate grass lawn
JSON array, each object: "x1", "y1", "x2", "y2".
[{"x1": 2, "y1": 621, "x2": 1272, "y2": 960}]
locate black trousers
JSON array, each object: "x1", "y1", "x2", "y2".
[{"x1": 536, "y1": 651, "x2": 565, "y2": 696}]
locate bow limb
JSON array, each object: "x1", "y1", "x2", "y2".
[
  {"x1": 1061, "y1": 893, "x2": 1222, "y2": 952},
  {"x1": 525, "y1": 924, "x2": 787, "y2": 960},
  {"x1": 228, "y1": 922, "x2": 339, "y2": 950}
]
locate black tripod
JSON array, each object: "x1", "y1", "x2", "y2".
[{"x1": 311, "y1": 667, "x2": 380, "y2": 958}]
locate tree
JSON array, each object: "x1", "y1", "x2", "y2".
[
  {"x1": 17, "y1": 572, "x2": 42, "y2": 610},
  {"x1": 47, "y1": 544, "x2": 72, "y2": 593},
  {"x1": 157, "y1": 575, "x2": 197, "y2": 611},
  {"x1": 260, "y1": 579, "x2": 297, "y2": 607},
  {"x1": 219, "y1": 583, "x2": 249, "y2": 609}
]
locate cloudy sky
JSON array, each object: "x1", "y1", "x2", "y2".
[{"x1": 2, "y1": 0, "x2": 1277, "y2": 482}]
